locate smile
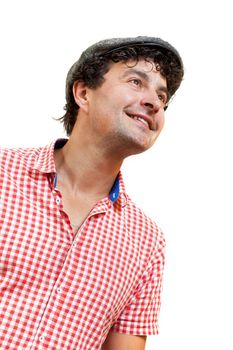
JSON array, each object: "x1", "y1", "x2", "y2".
[{"x1": 126, "y1": 113, "x2": 152, "y2": 130}]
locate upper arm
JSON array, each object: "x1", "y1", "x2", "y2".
[
  {"x1": 102, "y1": 330, "x2": 147, "y2": 350},
  {"x1": 110, "y1": 233, "x2": 166, "y2": 336}
]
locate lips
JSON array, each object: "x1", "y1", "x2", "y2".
[{"x1": 126, "y1": 112, "x2": 153, "y2": 130}]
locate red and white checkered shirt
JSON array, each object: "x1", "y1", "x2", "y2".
[{"x1": 0, "y1": 140, "x2": 165, "y2": 350}]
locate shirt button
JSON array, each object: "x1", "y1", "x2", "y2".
[
  {"x1": 39, "y1": 335, "x2": 45, "y2": 342},
  {"x1": 57, "y1": 287, "x2": 62, "y2": 294},
  {"x1": 56, "y1": 196, "x2": 61, "y2": 205}
]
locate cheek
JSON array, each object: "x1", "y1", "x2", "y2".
[
  {"x1": 89, "y1": 85, "x2": 138, "y2": 123},
  {"x1": 155, "y1": 113, "x2": 165, "y2": 133},
  {"x1": 106, "y1": 84, "x2": 138, "y2": 105},
  {"x1": 160, "y1": 114, "x2": 165, "y2": 128}
]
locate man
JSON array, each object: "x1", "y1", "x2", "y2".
[{"x1": 0, "y1": 37, "x2": 184, "y2": 350}]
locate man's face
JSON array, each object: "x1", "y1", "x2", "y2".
[{"x1": 84, "y1": 59, "x2": 168, "y2": 158}]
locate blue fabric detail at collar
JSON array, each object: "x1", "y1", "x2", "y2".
[
  {"x1": 54, "y1": 173, "x2": 58, "y2": 188},
  {"x1": 109, "y1": 175, "x2": 120, "y2": 203},
  {"x1": 54, "y1": 172, "x2": 120, "y2": 203}
]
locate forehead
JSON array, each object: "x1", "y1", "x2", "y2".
[{"x1": 106, "y1": 59, "x2": 167, "y2": 85}]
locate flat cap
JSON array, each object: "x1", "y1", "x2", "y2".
[{"x1": 78, "y1": 36, "x2": 183, "y2": 70}]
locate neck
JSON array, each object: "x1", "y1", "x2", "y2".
[{"x1": 54, "y1": 133, "x2": 123, "y2": 198}]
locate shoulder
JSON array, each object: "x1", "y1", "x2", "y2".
[
  {"x1": 124, "y1": 196, "x2": 165, "y2": 253},
  {"x1": 0, "y1": 145, "x2": 41, "y2": 174}
]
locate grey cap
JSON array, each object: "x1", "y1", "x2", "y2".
[{"x1": 78, "y1": 36, "x2": 183, "y2": 70}]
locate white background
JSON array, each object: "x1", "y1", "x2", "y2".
[{"x1": 0, "y1": 1, "x2": 232, "y2": 349}]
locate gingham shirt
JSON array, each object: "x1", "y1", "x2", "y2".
[{"x1": 0, "y1": 140, "x2": 165, "y2": 350}]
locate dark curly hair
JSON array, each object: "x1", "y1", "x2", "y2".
[{"x1": 58, "y1": 45, "x2": 184, "y2": 136}]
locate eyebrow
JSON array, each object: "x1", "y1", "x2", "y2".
[{"x1": 121, "y1": 68, "x2": 169, "y2": 96}]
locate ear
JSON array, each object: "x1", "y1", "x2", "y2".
[{"x1": 73, "y1": 81, "x2": 89, "y2": 113}]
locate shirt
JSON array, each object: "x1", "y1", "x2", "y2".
[{"x1": 0, "y1": 140, "x2": 165, "y2": 350}]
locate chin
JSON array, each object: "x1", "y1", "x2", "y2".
[
  {"x1": 135, "y1": 134, "x2": 158, "y2": 151},
  {"x1": 110, "y1": 131, "x2": 157, "y2": 157},
  {"x1": 124, "y1": 138, "x2": 156, "y2": 157}
]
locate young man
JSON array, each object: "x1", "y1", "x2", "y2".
[{"x1": 0, "y1": 37, "x2": 184, "y2": 350}]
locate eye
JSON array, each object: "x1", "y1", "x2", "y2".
[
  {"x1": 129, "y1": 78, "x2": 142, "y2": 86},
  {"x1": 158, "y1": 93, "x2": 168, "y2": 106}
]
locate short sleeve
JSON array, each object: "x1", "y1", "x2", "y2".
[{"x1": 111, "y1": 233, "x2": 165, "y2": 335}]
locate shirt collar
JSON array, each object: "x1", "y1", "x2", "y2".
[
  {"x1": 32, "y1": 139, "x2": 66, "y2": 173},
  {"x1": 32, "y1": 139, "x2": 127, "y2": 206},
  {"x1": 109, "y1": 171, "x2": 127, "y2": 204}
]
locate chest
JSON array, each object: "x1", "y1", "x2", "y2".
[
  {"x1": 1, "y1": 176, "x2": 150, "y2": 349},
  {"x1": 58, "y1": 189, "x2": 103, "y2": 233},
  {"x1": 1, "y1": 184, "x2": 143, "y2": 309}
]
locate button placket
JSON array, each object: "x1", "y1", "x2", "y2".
[
  {"x1": 39, "y1": 335, "x2": 45, "y2": 342},
  {"x1": 57, "y1": 287, "x2": 62, "y2": 294}
]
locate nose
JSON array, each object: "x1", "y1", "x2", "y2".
[{"x1": 140, "y1": 91, "x2": 162, "y2": 113}]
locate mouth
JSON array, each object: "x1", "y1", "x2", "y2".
[{"x1": 126, "y1": 113, "x2": 153, "y2": 130}]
